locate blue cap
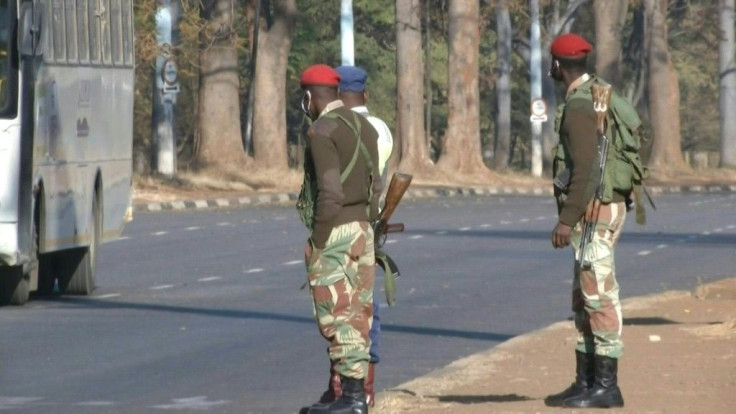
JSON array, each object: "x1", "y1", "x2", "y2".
[{"x1": 334, "y1": 65, "x2": 368, "y2": 92}]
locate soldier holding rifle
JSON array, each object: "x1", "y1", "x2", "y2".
[
  {"x1": 547, "y1": 34, "x2": 627, "y2": 409},
  {"x1": 296, "y1": 64, "x2": 381, "y2": 414}
]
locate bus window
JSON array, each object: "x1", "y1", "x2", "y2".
[
  {"x1": 99, "y1": 0, "x2": 112, "y2": 64},
  {"x1": 121, "y1": 0, "x2": 133, "y2": 67},
  {"x1": 88, "y1": 0, "x2": 100, "y2": 63},
  {"x1": 77, "y1": 0, "x2": 89, "y2": 63},
  {"x1": 52, "y1": 0, "x2": 66, "y2": 63},
  {"x1": 110, "y1": 0, "x2": 122, "y2": 65},
  {"x1": 0, "y1": 0, "x2": 9, "y2": 111},
  {"x1": 65, "y1": 0, "x2": 78, "y2": 62}
]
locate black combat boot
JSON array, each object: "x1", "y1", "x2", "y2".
[
  {"x1": 563, "y1": 355, "x2": 624, "y2": 408},
  {"x1": 544, "y1": 351, "x2": 595, "y2": 407},
  {"x1": 307, "y1": 376, "x2": 368, "y2": 414}
]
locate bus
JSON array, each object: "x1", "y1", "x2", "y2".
[{"x1": 0, "y1": 0, "x2": 134, "y2": 305}]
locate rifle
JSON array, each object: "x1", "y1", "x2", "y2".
[
  {"x1": 579, "y1": 83, "x2": 612, "y2": 272},
  {"x1": 373, "y1": 172, "x2": 413, "y2": 306}
]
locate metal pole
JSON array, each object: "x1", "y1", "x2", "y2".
[
  {"x1": 530, "y1": 0, "x2": 543, "y2": 177},
  {"x1": 244, "y1": 0, "x2": 261, "y2": 156},
  {"x1": 424, "y1": 0, "x2": 432, "y2": 153},
  {"x1": 341, "y1": 0, "x2": 354, "y2": 65},
  {"x1": 152, "y1": 0, "x2": 179, "y2": 177}
]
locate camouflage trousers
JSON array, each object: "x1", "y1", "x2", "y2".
[
  {"x1": 570, "y1": 201, "x2": 626, "y2": 359},
  {"x1": 306, "y1": 221, "x2": 375, "y2": 379}
]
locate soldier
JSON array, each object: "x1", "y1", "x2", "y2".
[
  {"x1": 316, "y1": 65, "x2": 392, "y2": 408},
  {"x1": 547, "y1": 34, "x2": 627, "y2": 409},
  {"x1": 297, "y1": 64, "x2": 382, "y2": 414}
]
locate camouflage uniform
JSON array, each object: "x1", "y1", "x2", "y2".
[
  {"x1": 570, "y1": 202, "x2": 626, "y2": 358},
  {"x1": 306, "y1": 221, "x2": 375, "y2": 379}
]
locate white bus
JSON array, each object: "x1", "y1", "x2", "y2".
[{"x1": 0, "y1": 0, "x2": 134, "y2": 305}]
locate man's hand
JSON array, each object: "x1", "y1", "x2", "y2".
[{"x1": 551, "y1": 222, "x2": 573, "y2": 248}]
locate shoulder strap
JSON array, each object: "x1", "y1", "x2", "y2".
[{"x1": 323, "y1": 111, "x2": 373, "y2": 183}]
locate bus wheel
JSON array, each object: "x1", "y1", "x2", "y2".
[
  {"x1": 0, "y1": 266, "x2": 30, "y2": 306},
  {"x1": 58, "y1": 194, "x2": 100, "y2": 295}
]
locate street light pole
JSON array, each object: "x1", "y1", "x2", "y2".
[
  {"x1": 529, "y1": 0, "x2": 544, "y2": 177},
  {"x1": 152, "y1": 0, "x2": 180, "y2": 177},
  {"x1": 340, "y1": 0, "x2": 354, "y2": 65}
]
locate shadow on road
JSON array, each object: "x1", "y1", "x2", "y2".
[{"x1": 46, "y1": 297, "x2": 515, "y2": 342}]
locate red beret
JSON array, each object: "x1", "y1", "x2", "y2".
[
  {"x1": 300, "y1": 64, "x2": 341, "y2": 87},
  {"x1": 550, "y1": 34, "x2": 593, "y2": 59}
]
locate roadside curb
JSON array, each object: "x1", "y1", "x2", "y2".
[{"x1": 132, "y1": 183, "x2": 736, "y2": 213}]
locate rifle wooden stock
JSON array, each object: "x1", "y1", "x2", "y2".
[{"x1": 378, "y1": 172, "x2": 413, "y2": 225}]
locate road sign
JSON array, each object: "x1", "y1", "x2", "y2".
[{"x1": 530, "y1": 97, "x2": 548, "y2": 123}]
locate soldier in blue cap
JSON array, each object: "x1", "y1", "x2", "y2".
[{"x1": 309, "y1": 65, "x2": 394, "y2": 409}]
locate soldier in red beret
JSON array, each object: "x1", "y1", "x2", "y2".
[
  {"x1": 546, "y1": 33, "x2": 628, "y2": 409},
  {"x1": 296, "y1": 64, "x2": 382, "y2": 414}
]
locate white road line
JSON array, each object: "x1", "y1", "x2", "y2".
[
  {"x1": 727, "y1": 224, "x2": 735, "y2": 229},
  {"x1": 519, "y1": 218, "x2": 530, "y2": 222},
  {"x1": 536, "y1": 216, "x2": 547, "y2": 220},
  {"x1": 152, "y1": 231, "x2": 168, "y2": 236},
  {"x1": 216, "y1": 222, "x2": 231, "y2": 226},
  {"x1": 435, "y1": 231, "x2": 448, "y2": 235},
  {"x1": 500, "y1": 220, "x2": 512, "y2": 225},
  {"x1": 656, "y1": 244, "x2": 668, "y2": 249},
  {"x1": 198, "y1": 276, "x2": 222, "y2": 282},
  {"x1": 408, "y1": 235, "x2": 423, "y2": 240},
  {"x1": 150, "y1": 285, "x2": 174, "y2": 290},
  {"x1": 283, "y1": 260, "x2": 302, "y2": 266},
  {"x1": 185, "y1": 226, "x2": 201, "y2": 231},
  {"x1": 385, "y1": 239, "x2": 398, "y2": 244},
  {"x1": 480, "y1": 224, "x2": 492, "y2": 228},
  {"x1": 245, "y1": 268, "x2": 264, "y2": 273},
  {"x1": 458, "y1": 227, "x2": 471, "y2": 231},
  {"x1": 108, "y1": 236, "x2": 130, "y2": 242},
  {"x1": 76, "y1": 401, "x2": 118, "y2": 407},
  {"x1": 92, "y1": 293, "x2": 122, "y2": 299},
  {"x1": 701, "y1": 231, "x2": 711, "y2": 236},
  {"x1": 713, "y1": 228, "x2": 724, "y2": 233},
  {"x1": 637, "y1": 250, "x2": 652, "y2": 256},
  {"x1": 152, "y1": 396, "x2": 229, "y2": 410}
]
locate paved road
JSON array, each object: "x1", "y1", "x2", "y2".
[{"x1": 1, "y1": 193, "x2": 735, "y2": 413}]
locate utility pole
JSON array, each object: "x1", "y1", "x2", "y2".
[
  {"x1": 152, "y1": 0, "x2": 181, "y2": 177},
  {"x1": 529, "y1": 0, "x2": 545, "y2": 177},
  {"x1": 340, "y1": 0, "x2": 354, "y2": 65}
]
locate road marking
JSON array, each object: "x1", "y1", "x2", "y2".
[
  {"x1": 727, "y1": 224, "x2": 735, "y2": 229},
  {"x1": 408, "y1": 235, "x2": 423, "y2": 240},
  {"x1": 152, "y1": 231, "x2": 168, "y2": 236},
  {"x1": 76, "y1": 401, "x2": 118, "y2": 407},
  {"x1": 93, "y1": 293, "x2": 122, "y2": 299},
  {"x1": 151, "y1": 285, "x2": 174, "y2": 290},
  {"x1": 185, "y1": 226, "x2": 201, "y2": 231},
  {"x1": 500, "y1": 220, "x2": 512, "y2": 225},
  {"x1": 0, "y1": 397, "x2": 46, "y2": 409},
  {"x1": 386, "y1": 239, "x2": 398, "y2": 244},
  {"x1": 657, "y1": 244, "x2": 668, "y2": 249},
  {"x1": 536, "y1": 216, "x2": 547, "y2": 220},
  {"x1": 701, "y1": 231, "x2": 711, "y2": 236},
  {"x1": 458, "y1": 227, "x2": 471, "y2": 231},
  {"x1": 435, "y1": 231, "x2": 448, "y2": 235},
  {"x1": 198, "y1": 277, "x2": 222, "y2": 282},
  {"x1": 216, "y1": 222, "x2": 231, "y2": 226},
  {"x1": 283, "y1": 260, "x2": 302, "y2": 266},
  {"x1": 519, "y1": 218, "x2": 530, "y2": 222},
  {"x1": 152, "y1": 396, "x2": 229, "y2": 410},
  {"x1": 245, "y1": 268, "x2": 264, "y2": 273},
  {"x1": 480, "y1": 224, "x2": 492, "y2": 228},
  {"x1": 109, "y1": 236, "x2": 130, "y2": 242},
  {"x1": 713, "y1": 228, "x2": 724, "y2": 233},
  {"x1": 637, "y1": 250, "x2": 652, "y2": 256}
]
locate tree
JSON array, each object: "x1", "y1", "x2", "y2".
[
  {"x1": 395, "y1": 0, "x2": 433, "y2": 173},
  {"x1": 645, "y1": 0, "x2": 687, "y2": 170},
  {"x1": 196, "y1": 0, "x2": 248, "y2": 167},
  {"x1": 252, "y1": 0, "x2": 296, "y2": 171},
  {"x1": 436, "y1": 0, "x2": 487, "y2": 176},
  {"x1": 720, "y1": 0, "x2": 736, "y2": 167},
  {"x1": 594, "y1": 0, "x2": 628, "y2": 88},
  {"x1": 494, "y1": 0, "x2": 512, "y2": 171}
]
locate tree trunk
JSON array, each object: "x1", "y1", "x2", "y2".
[
  {"x1": 437, "y1": 0, "x2": 487, "y2": 175},
  {"x1": 594, "y1": 0, "x2": 628, "y2": 88},
  {"x1": 252, "y1": 0, "x2": 295, "y2": 171},
  {"x1": 720, "y1": 0, "x2": 736, "y2": 168},
  {"x1": 646, "y1": 0, "x2": 686, "y2": 170},
  {"x1": 493, "y1": 0, "x2": 511, "y2": 171},
  {"x1": 196, "y1": 0, "x2": 248, "y2": 167},
  {"x1": 396, "y1": 0, "x2": 432, "y2": 173}
]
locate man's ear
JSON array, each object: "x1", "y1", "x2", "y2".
[{"x1": 363, "y1": 90, "x2": 370, "y2": 102}]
